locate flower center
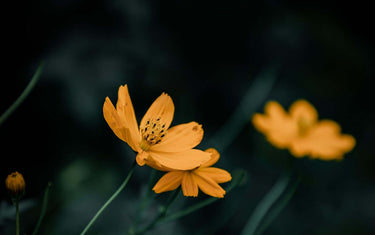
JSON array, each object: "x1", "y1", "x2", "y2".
[
  {"x1": 297, "y1": 117, "x2": 313, "y2": 136},
  {"x1": 139, "y1": 118, "x2": 167, "y2": 151}
]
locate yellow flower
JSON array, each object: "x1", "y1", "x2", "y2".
[
  {"x1": 5, "y1": 171, "x2": 25, "y2": 199},
  {"x1": 252, "y1": 100, "x2": 356, "y2": 160},
  {"x1": 152, "y1": 148, "x2": 232, "y2": 198},
  {"x1": 103, "y1": 84, "x2": 211, "y2": 170}
]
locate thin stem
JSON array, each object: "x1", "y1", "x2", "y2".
[
  {"x1": 16, "y1": 200, "x2": 20, "y2": 235},
  {"x1": 162, "y1": 188, "x2": 181, "y2": 216},
  {"x1": 255, "y1": 177, "x2": 301, "y2": 235},
  {"x1": 0, "y1": 62, "x2": 44, "y2": 126},
  {"x1": 140, "y1": 169, "x2": 159, "y2": 211},
  {"x1": 134, "y1": 188, "x2": 180, "y2": 235},
  {"x1": 240, "y1": 173, "x2": 292, "y2": 235},
  {"x1": 81, "y1": 160, "x2": 137, "y2": 235},
  {"x1": 32, "y1": 182, "x2": 52, "y2": 235},
  {"x1": 161, "y1": 195, "x2": 217, "y2": 223},
  {"x1": 132, "y1": 169, "x2": 159, "y2": 230}
]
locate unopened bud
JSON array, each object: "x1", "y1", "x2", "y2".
[{"x1": 5, "y1": 171, "x2": 25, "y2": 200}]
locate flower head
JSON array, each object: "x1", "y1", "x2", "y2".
[
  {"x1": 252, "y1": 100, "x2": 356, "y2": 160},
  {"x1": 152, "y1": 148, "x2": 232, "y2": 198},
  {"x1": 5, "y1": 171, "x2": 25, "y2": 199},
  {"x1": 103, "y1": 85, "x2": 211, "y2": 170}
]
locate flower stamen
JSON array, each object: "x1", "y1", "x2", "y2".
[{"x1": 139, "y1": 118, "x2": 167, "y2": 149}]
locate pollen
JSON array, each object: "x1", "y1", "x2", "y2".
[{"x1": 139, "y1": 118, "x2": 167, "y2": 150}]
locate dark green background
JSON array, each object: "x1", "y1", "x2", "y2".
[{"x1": 1, "y1": 0, "x2": 374, "y2": 234}]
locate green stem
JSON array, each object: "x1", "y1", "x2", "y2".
[
  {"x1": 240, "y1": 173, "x2": 294, "y2": 235},
  {"x1": 134, "y1": 170, "x2": 158, "y2": 224},
  {"x1": 134, "y1": 188, "x2": 180, "y2": 235},
  {"x1": 140, "y1": 169, "x2": 159, "y2": 210},
  {"x1": 0, "y1": 62, "x2": 44, "y2": 126},
  {"x1": 81, "y1": 160, "x2": 137, "y2": 235},
  {"x1": 32, "y1": 182, "x2": 52, "y2": 235},
  {"x1": 255, "y1": 177, "x2": 301, "y2": 235},
  {"x1": 161, "y1": 195, "x2": 217, "y2": 223},
  {"x1": 16, "y1": 200, "x2": 19, "y2": 235}
]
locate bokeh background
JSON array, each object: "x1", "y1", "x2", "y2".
[{"x1": 1, "y1": 0, "x2": 374, "y2": 234}]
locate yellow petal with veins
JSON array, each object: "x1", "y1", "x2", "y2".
[
  {"x1": 116, "y1": 85, "x2": 141, "y2": 150},
  {"x1": 103, "y1": 97, "x2": 138, "y2": 151},
  {"x1": 192, "y1": 172, "x2": 226, "y2": 198},
  {"x1": 148, "y1": 149, "x2": 211, "y2": 171},
  {"x1": 150, "y1": 122, "x2": 204, "y2": 152},
  {"x1": 140, "y1": 93, "x2": 174, "y2": 132},
  {"x1": 195, "y1": 167, "x2": 232, "y2": 183},
  {"x1": 182, "y1": 172, "x2": 198, "y2": 197},
  {"x1": 153, "y1": 171, "x2": 184, "y2": 193}
]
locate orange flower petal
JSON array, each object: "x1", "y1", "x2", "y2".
[
  {"x1": 200, "y1": 148, "x2": 220, "y2": 167},
  {"x1": 103, "y1": 97, "x2": 138, "y2": 151},
  {"x1": 192, "y1": 172, "x2": 226, "y2": 198},
  {"x1": 150, "y1": 122, "x2": 203, "y2": 153},
  {"x1": 116, "y1": 85, "x2": 141, "y2": 150},
  {"x1": 136, "y1": 151, "x2": 148, "y2": 166},
  {"x1": 182, "y1": 172, "x2": 198, "y2": 197},
  {"x1": 140, "y1": 93, "x2": 174, "y2": 132},
  {"x1": 312, "y1": 120, "x2": 342, "y2": 134},
  {"x1": 252, "y1": 114, "x2": 273, "y2": 135},
  {"x1": 290, "y1": 120, "x2": 356, "y2": 160},
  {"x1": 265, "y1": 101, "x2": 288, "y2": 118},
  {"x1": 254, "y1": 99, "x2": 355, "y2": 161},
  {"x1": 289, "y1": 99, "x2": 318, "y2": 124},
  {"x1": 143, "y1": 156, "x2": 172, "y2": 171},
  {"x1": 148, "y1": 149, "x2": 211, "y2": 171},
  {"x1": 194, "y1": 167, "x2": 232, "y2": 183},
  {"x1": 145, "y1": 148, "x2": 216, "y2": 173},
  {"x1": 153, "y1": 171, "x2": 184, "y2": 193},
  {"x1": 252, "y1": 101, "x2": 288, "y2": 133},
  {"x1": 252, "y1": 101, "x2": 298, "y2": 149}
]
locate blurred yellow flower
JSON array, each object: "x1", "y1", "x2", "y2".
[
  {"x1": 152, "y1": 148, "x2": 232, "y2": 198},
  {"x1": 5, "y1": 171, "x2": 25, "y2": 199},
  {"x1": 252, "y1": 100, "x2": 356, "y2": 160},
  {"x1": 103, "y1": 84, "x2": 210, "y2": 170}
]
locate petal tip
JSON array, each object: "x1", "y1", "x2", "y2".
[{"x1": 104, "y1": 96, "x2": 111, "y2": 103}]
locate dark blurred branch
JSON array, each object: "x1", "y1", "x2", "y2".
[
  {"x1": 207, "y1": 66, "x2": 278, "y2": 152},
  {"x1": 255, "y1": 176, "x2": 301, "y2": 235},
  {"x1": 240, "y1": 173, "x2": 300, "y2": 235},
  {"x1": 0, "y1": 62, "x2": 44, "y2": 127}
]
